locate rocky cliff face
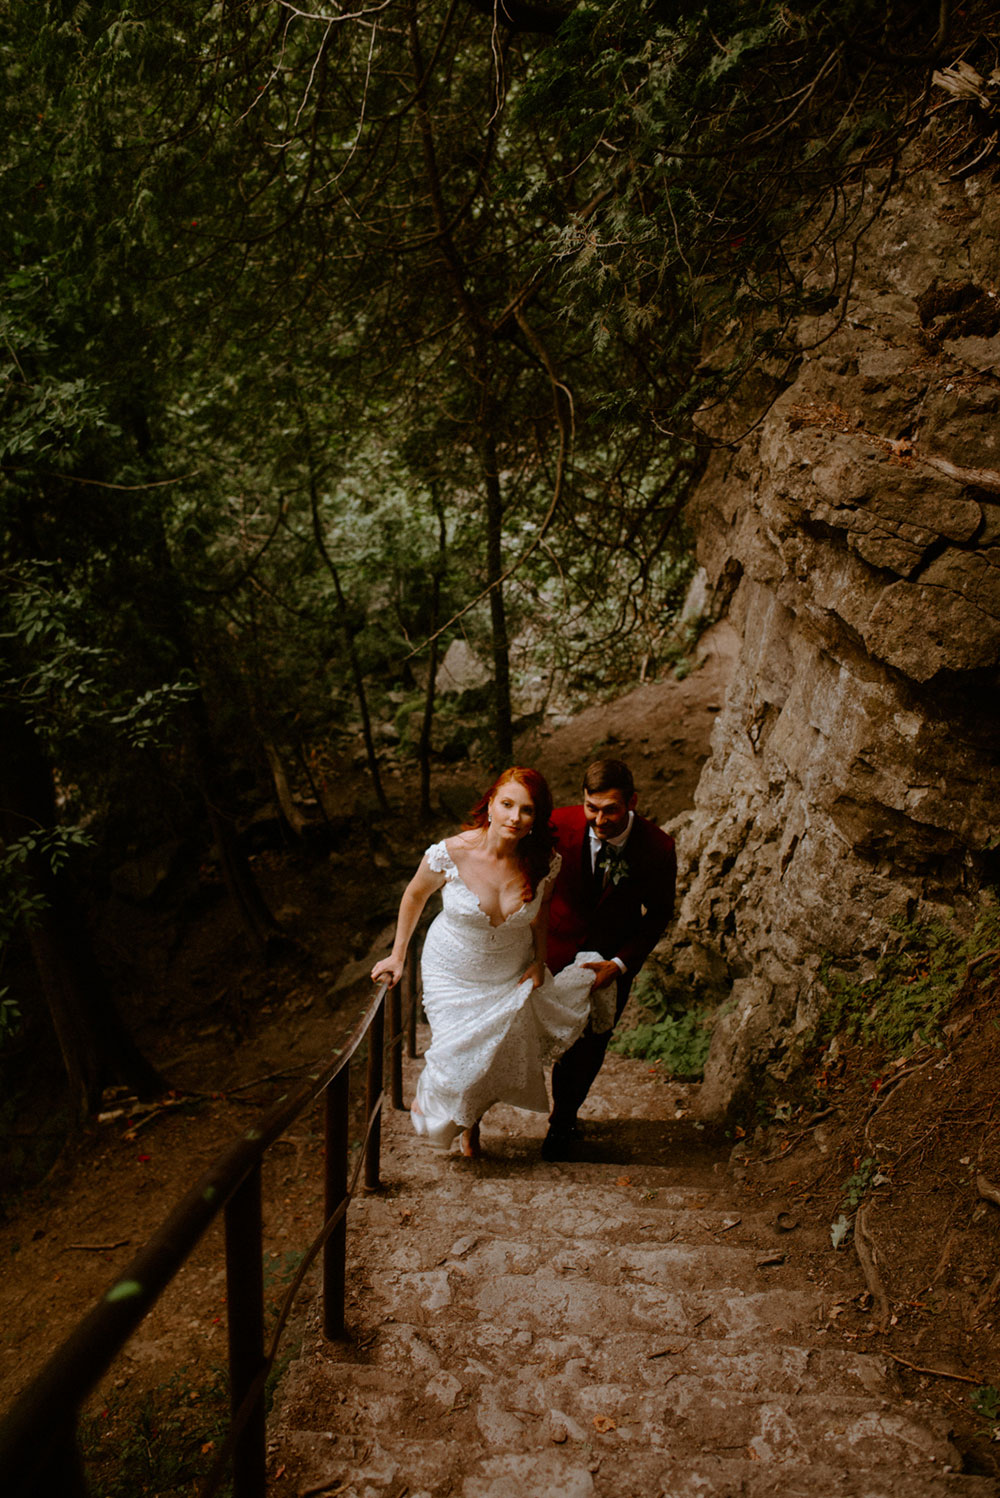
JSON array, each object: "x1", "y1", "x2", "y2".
[{"x1": 673, "y1": 153, "x2": 1000, "y2": 1120}]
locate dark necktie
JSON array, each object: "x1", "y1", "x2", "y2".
[{"x1": 592, "y1": 843, "x2": 607, "y2": 896}]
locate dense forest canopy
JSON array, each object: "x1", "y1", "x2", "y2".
[{"x1": 1, "y1": 0, "x2": 993, "y2": 1112}]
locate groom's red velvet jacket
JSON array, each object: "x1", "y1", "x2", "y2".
[{"x1": 546, "y1": 806, "x2": 677, "y2": 978}]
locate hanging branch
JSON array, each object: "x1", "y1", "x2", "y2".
[{"x1": 461, "y1": 0, "x2": 570, "y2": 37}]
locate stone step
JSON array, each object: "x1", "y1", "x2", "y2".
[
  {"x1": 376, "y1": 1231, "x2": 824, "y2": 1296},
  {"x1": 364, "y1": 1171, "x2": 827, "y2": 1257},
  {"x1": 279, "y1": 1349, "x2": 965, "y2": 1473},
  {"x1": 384, "y1": 1148, "x2": 731, "y2": 1201},
  {"x1": 310, "y1": 1323, "x2": 906, "y2": 1401},
  {"x1": 360, "y1": 1256, "x2": 824, "y2": 1341},
  {"x1": 461, "y1": 1449, "x2": 998, "y2": 1498},
  {"x1": 275, "y1": 1425, "x2": 993, "y2": 1498}
]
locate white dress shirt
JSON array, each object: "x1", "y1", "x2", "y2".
[{"x1": 588, "y1": 812, "x2": 634, "y2": 973}]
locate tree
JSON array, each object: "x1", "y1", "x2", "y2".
[{"x1": 8, "y1": 0, "x2": 963, "y2": 1112}]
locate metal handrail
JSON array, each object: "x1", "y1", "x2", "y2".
[{"x1": 0, "y1": 939, "x2": 424, "y2": 1498}]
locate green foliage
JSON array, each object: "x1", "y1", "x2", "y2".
[
  {"x1": 515, "y1": 0, "x2": 948, "y2": 390},
  {"x1": 831, "y1": 1155, "x2": 891, "y2": 1247},
  {"x1": 0, "y1": 826, "x2": 93, "y2": 943},
  {"x1": 0, "y1": 825, "x2": 93, "y2": 1051},
  {"x1": 75, "y1": 1253, "x2": 305, "y2": 1495},
  {"x1": 0, "y1": 0, "x2": 977, "y2": 1095},
  {"x1": 80, "y1": 1367, "x2": 231, "y2": 1498},
  {"x1": 971, "y1": 1385, "x2": 1000, "y2": 1436},
  {"x1": 610, "y1": 969, "x2": 716, "y2": 1079},
  {"x1": 0, "y1": 989, "x2": 21, "y2": 1043},
  {"x1": 660, "y1": 611, "x2": 708, "y2": 682},
  {"x1": 840, "y1": 1156, "x2": 877, "y2": 1212},
  {"x1": 819, "y1": 902, "x2": 1000, "y2": 1056},
  {"x1": 4, "y1": 560, "x2": 198, "y2": 748},
  {"x1": 611, "y1": 1008, "x2": 713, "y2": 1077}
]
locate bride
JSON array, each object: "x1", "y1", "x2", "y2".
[{"x1": 371, "y1": 767, "x2": 599, "y2": 1157}]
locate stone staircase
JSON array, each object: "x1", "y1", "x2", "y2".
[{"x1": 270, "y1": 1039, "x2": 995, "y2": 1498}]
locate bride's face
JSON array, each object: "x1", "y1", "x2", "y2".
[{"x1": 489, "y1": 781, "x2": 536, "y2": 841}]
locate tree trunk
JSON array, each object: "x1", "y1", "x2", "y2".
[
  {"x1": 293, "y1": 736, "x2": 336, "y2": 833},
  {"x1": 145, "y1": 515, "x2": 281, "y2": 952},
  {"x1": 418, "y1": 500, "x2": 447, "y2": 818},
  {"x1": 302, "y1": 432, "x2": 390, "y2": 813},
  {"x1": 260, "y1": 735, "x2": 310, "y2": 839},
  {"x1": 0, "y1": 710, "x2": 163, "y2": 1117},
  {"x1": 407, "y1": 0, "x2": 514, "y2": 764},
  {"x1": 481, "y1": 424, "x2": 514, "y2": 763},
  {"x1": 186, "y1": 703, "x2": 280, "y2": 955},
  {"x1": 328, "y1": 561, "x2": 390, "y2": 813}
]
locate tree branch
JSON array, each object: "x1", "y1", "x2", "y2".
[{"x1": 462, "y1": 0, "x2": 571, "y2": 37}]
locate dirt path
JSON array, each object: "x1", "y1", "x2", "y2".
[
  {"x1": 270, "y1": 1038, "x2": 993, "y2": 1498},
  {"x1": 513, "y1": 623, "x2": 736, "y2": 820}
]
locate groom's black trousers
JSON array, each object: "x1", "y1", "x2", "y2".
[{"x1": 549, "y1": 973, "x2": 631, "y2": 1127}]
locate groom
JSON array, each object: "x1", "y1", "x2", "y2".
[{"x1": 543, "y1": 758, "x2": 677, "y2": 1161}]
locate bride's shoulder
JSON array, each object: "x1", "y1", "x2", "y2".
[
  {"x1": 447, "y1": 829, "x2": 482, "y2": 855},
  {"x1": 426, "y1": 830, "x2": 476, "y2": 874},
  {"x1": 424, "y1": 839, "x2": 455, "y2": 874}
]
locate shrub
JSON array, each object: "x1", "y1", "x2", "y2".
[
  {"x1": 819, "y1": 899, "x2": 1000, "y2": 1057},
  {"x1": 610, "y1": 968, "x2": 717, "y2": 1079}
]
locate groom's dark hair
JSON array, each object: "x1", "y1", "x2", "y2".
[{"x1": 582, "y1": 758, "x2": 634, "y2": 800}]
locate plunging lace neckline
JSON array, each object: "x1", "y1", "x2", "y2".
[{"x1": 445, "y1": 843, "x2": 526, "y2": 928}]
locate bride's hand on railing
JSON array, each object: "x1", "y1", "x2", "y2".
[
  {"x1": 520, "y1": 959, "x2": 545, "y2": 990},
  {"x1": 371, "y1": 955, "x2": 403, "y2": 988}
]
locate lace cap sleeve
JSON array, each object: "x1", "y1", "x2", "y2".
[
  {"x1": 424, "y1": 841, "x2": 454, "y2": 876},
  {"x1": 543, "y1": 850, "x2": 562, "y2": 890}
]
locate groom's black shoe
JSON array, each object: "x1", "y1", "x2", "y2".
[{"x1": 541, "y1": 1119, "x2": 583, "y2": 1162}]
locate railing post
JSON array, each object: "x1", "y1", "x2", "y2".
[
  {"x1": 365, "y1": 994, "x2": 385, "y2": 1192},
  {"x1": 52, "y1": 1425, "x2": 89, "y2": 1498},
  {"x1": 224, "y1": 1164, "x2": 266, "y2": 1498},
  {"x1": 9, "y1": 1422, "x2": 89, "y2": 1498},
  {"x1": 389, "y1": 978, "x2": 404, "y2": 1110},
  {"x1": 406, "y1": 943, "x2": 418, "y2": 1059},
  {"x1": 323, "y1": 1065, "x2": 350, "y2": 1340}
]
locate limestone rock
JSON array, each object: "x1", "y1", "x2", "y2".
[
  {"x1": 680, "y1": 153, "x2": 1000, "y2": 1120},
  {"x1": 436, "y1": 640, "x2": 491, "y2": 695}
]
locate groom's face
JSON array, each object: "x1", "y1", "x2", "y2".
[{"x1": 583, "y1": 788, "x2": 636, "y2": 841}]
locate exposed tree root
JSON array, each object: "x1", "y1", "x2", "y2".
[
  {"x1": 977, "y1": 1174, "x2": 1000, "y2": 1209},
  {"x1": 854, "y1": 1203, "x2": 891, "y2": 1331},
  {"x1": 883, "y1": 1349, "x2": 983, "y2": 1386}
]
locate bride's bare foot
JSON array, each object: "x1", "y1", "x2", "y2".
[
  {"x1": 411, "y1": 1099, "x2": 423, "y2": 1115},
  {"x1": 460, "y1": 1122, "x2": 482, "y2": 1159}
]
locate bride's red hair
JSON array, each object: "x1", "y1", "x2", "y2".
[{"x1": 464, "y1": 766, "x2": 555, "y2": 897}]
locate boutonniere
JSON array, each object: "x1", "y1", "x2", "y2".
[{"x1": 603, "y1": 845, "x2": 630, "y2": 887}]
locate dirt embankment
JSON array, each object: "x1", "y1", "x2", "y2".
[{"x1": 737, "y1": 980, "x2": 1000, "y2": 1479}]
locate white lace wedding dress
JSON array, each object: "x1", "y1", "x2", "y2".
[{"x1": 411, "y1": 841, "x2": 607, "y2": 1150}]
